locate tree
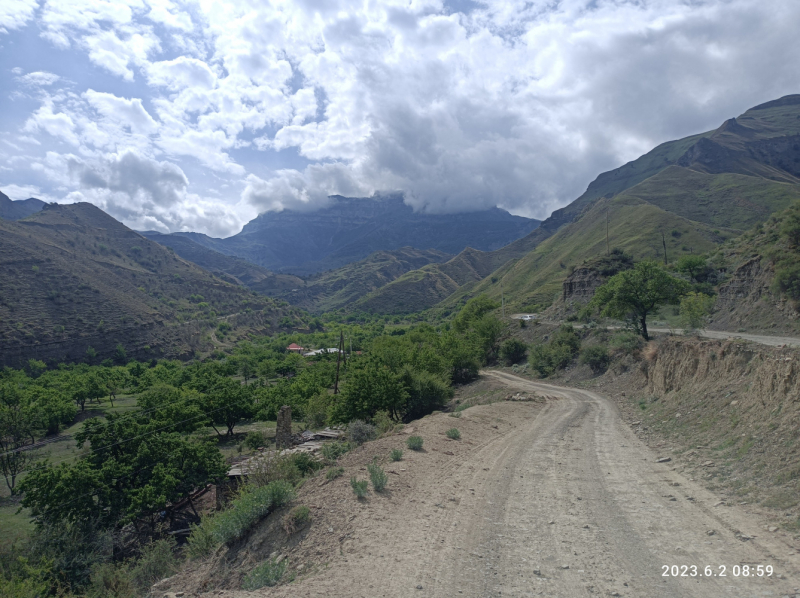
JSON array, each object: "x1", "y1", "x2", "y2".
[
  {"x1": 500, "y1": 338, "x2": 528, "y2": 365},
  {"x1": 675, "y1": 255, "x2": 708, "y2": 283},
  {"x1": 330, "y1": 363, "x2": 408, "y2": 423},
  {"x1": 589, "y1": 261, "x2": 690, "y2": 340},
  {"x1": 679, "y1": 292, "x2": 714, "y2": 332},
  {"x1": 453, "y1": 295, "x2": 499, "y2": 333},
  {"x1": 202, "y1": 378, "x2": 253, "y2": 436},
  {"x1": 0, "y1": 382, "x2": 40, "y2": 494}
]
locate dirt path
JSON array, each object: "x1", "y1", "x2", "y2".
[
  {"x1": 649, "y1": 328, "x2": 800, "y2": 348},
  {"x1": 210, "y1": 373, "x2": 799, "y2": 598}
]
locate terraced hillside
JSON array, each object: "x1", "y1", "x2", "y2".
[{"x1": 0, "y1": 203, "x2": 299, "y2": 367}]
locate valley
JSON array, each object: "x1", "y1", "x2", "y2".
[{"x1": 2, "y1": 93, "x2": 800, "y2": 598}]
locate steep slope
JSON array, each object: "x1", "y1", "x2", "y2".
[
  {"x1": 0, "y1": 190, "x2": 45, "y2": 220},
  {"x1": 708, "y1": 201, "x2": 800, "y2": 334},
  {"x1": 366, "y1": 94, "x2": 800, "y2": 314},
  {"x1": 140, "y1": 231, "x2": 304, "y2": 294},
  {"x1": 440, "y1": 195, "x2": 737, "y2": 312},
  {"x1": 171, "y1": 194, "x2": 540, "y2": 274},
  {"x1": 279, "y1": 247, "x2": 451, "y2": 312},
  {"x1": 0, "y1": 203, "x2": 297, "y2": 367}
]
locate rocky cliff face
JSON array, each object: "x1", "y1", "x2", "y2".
[{"x1": 710, "y1": 257, "x2": 799, "y2": 334}]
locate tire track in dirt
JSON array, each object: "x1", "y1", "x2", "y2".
[{"x1": 419, "y1": 371, "x2": 800, "y2": 598}]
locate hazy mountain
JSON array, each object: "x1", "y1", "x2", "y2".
[
  {"x1": 166, "y1": 194, "x2": 540, "y2": 275},
  {"x1": 0, "y1": 190, "x2": 46, "y2": 220}
]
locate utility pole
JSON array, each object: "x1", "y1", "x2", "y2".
[
  {"x1": 333, "y1": 329, "x2": 344, "y2": 394},
  {"x1": 661, "y1": 232, "x2": 668, "y2": 265}
]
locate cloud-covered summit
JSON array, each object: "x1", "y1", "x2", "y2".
[{"x1": 1, "y1": 0, "x2": 800, "y2": 236}]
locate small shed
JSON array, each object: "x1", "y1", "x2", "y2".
[{"x1": 286, "y1": 343, "x2": 305, "y2": 353}]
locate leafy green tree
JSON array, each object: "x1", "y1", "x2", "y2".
[
  {"x1": 202, "y1": 378, "x2": 253, "y2": 436},
  {"x1": 675, "y1": 255, "x2": 708, "y2": 283},
  {"x1": 26, "y1": 359, "x2": 47, "y2": 379},
  {"x1": 20, "y1": 411, "x2": 226, "y2": 529},
  {"x1": 0, "y1": 382, "x2": 40, "y2": 494},
  {"x1": 330, "y1": 363, "x2": 408, "y2": 423},
  {"x1": 679, "y1": 292, "x2": 714, "y2": 332},
  {"x1": 399, "y1": 367, "x2": 453, "y2": 422},
  {"x1": 453, "y1": 295, "x2": 499, "y2": 333},
  {"x1": 500, "y1": 338, "x2": 528, "y2": 365},
  {"x1": 113, "y1": 343, "x2": 127, "y2": 365},
  {"x1": 589, "y1": 261, "x2": 690, "y2": 340}
]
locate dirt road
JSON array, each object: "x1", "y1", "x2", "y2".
[
  {"x1": 206, "y1": 372, "x2": 799, "y2": 598},
  {"x1": 417, "y1": 372, "x2": 799, "y2": 597}
]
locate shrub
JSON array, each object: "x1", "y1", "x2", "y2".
[
  {"x1": 449, "y1": 411, "x2": 462, "y2": 418},
  {"x1": 87, "y1": 562, "x2": 136, "y2": 598},
  {"x1": 247, "y1": 453, "x2": 302, "y2": 487},
  {"x1": 320, "y1": 441, "x2": 351, "y2": 462},
  {"x1": 528, "y1": 344, "x2": 572, "y2": 377},
  {"x1": 291, "y1": 452, "x2": 322, "y2": 476},
  {"x1": 679, "y1": 291, "x2": 714, "y2": 331},
  {"x1": 772, "y1": 264, "x2": 800, "y2": 301},
  {"x1": 244, "y1": 430, "x2": 268, "y2": 451},
  {"x1": 304, "y1": 392, "x2": 331, "y2": 429},
  {"x1": 350, "y1": 477, "x2": 369, "y2": 498},
  {"x1": 499, "y1": 338, "x2": 528, "y2": 365},
  {"x1": 446, "y1": 428, "x2": 461, "y2": 440},
  {"x1": 406, "y1": 436, "x2": 424, "y2": 451},
  {"x1": 326, "y1": 466, "x2": 344, "y2": 480},
  {"x1": 579, "y1": 346, "x2": 611, "y2": 373},
  {"x1": 282, "y1": 505, "x2": 311, "y2": 534},
  {"x1": 212, "y1": 481, "x2": 295, "y2": 544},
  {"x1": 129, "y1": 538, "x2": 177, "y2": 592},
  {"x1": 347, "y1": 420, "x2": 376, "y2": 445},
  {"x1": 372, "y1": 410, "x2": 395, "y2": 435},
  {"x1": 241, "y1": 558, "x2": 287, "y2": 590},
  {"x1": 367, "y1": 462, "x2": 388, "y2": 492},
  {"x1": 186, "y1": 516, "x2": 219, "y2": 559},
  {"x1": 609, "y1": 331, "x2": 643, "y2": 355},
  {"x1": 390, "y1": 449, "x2": 403, "y2": 462}
]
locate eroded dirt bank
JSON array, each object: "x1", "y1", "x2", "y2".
[{"x1": 165, "y1": 367, "x2": 800, "y2": 598}]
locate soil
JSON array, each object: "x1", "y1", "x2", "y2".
[{"x1": 163, "y1": 370, "x2": 800, "y2": 598}]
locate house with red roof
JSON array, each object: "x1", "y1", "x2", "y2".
[{"x1": 286, "y1": 343, "x2": 305, "y2": 353}]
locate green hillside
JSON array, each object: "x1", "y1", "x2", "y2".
[
  {"x1": 0, "y1": 203, "x2": 301, "y2": 367},
  {"x1": 282, "y1": 246, "x2": 451, "y2": 312},
  {"x1": 356, "y1": 94, "x2": 800, "y2": 314},
  {"x1": 439, "y1": 195, "x2": 736, "y2": 311}
]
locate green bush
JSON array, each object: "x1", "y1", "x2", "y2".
[
  {"x1": 87, "y1": 562, "x2": 136, "y2": 598},
  {"x1": 773, "y1": 264, "x2": 800, "y2": 300},
  {"x1": 186, "y1": 516, "x2": 219, "y2": 559},
  {"x1": 528, "y1": 344, "x2": 573, "y2": 377},
  {"x1": 372, "y1": 410, "x2": 395, "y2": 435},
  {"x1": 499, "y1": 338, "x2": 528, "y2": 365},
  {"x1": 282, "y1": 505, "x2": 311, "y2": 534},
  {"x1": 350, "y1": 477, "x2": 369, "y2": 498},
  {"x1": 446, "y1": 428, "x2": 461, "y2": 440},
  {"x1": 390, "y1": 449, "x2": 403, "y2": 461},
  {"x1": 320, "y1": 441, "x2": 351, "y2": 462},
  {"x1": 243, "y1": 431, "x2": 268, "y2": 451},
  {"x1": 129, "y1": 538, "x2": 177, "y2": 592},
  {"x1": 291, "y1": 452, "x2": 322, "y2": 476},
  {"x1": 242, "y1": 558, "x2": 287, "y2": 590},
  {"x1": 347, "y1": 420, "x2": 376, "y2": 445},
  {"x1": 679, "y1": 292, "x2": 715, "y2": 331},
  {"x1": 406, "y1": 436, "x2": 424, "y2": 451},
  {"x1": 325, "y1": 466, "x2": 344, "y2": 480},
  {"x1": 579, "y1": 346, "x2": 611, "y2": 373},
  {"x1": 212, "y1": 481, "x2": 295, "y2": 545},
  {"x1": 367, "y1": 462, "x2": 388, "y2": 492},
  {"x1": 609, "y1": 331, "x2": 643, "y2": 355}
]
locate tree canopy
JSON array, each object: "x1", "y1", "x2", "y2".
[{"x1": 589, "y1": 261, "x2": 690, "y2": 339}]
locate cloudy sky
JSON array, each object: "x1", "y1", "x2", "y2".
[{"x1": 1, "y1": 0, "x2": 799, "y2": 237}]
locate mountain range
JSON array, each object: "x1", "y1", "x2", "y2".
[{"x1": 150, "y1": 194, "x2": 540, "y2": 275}]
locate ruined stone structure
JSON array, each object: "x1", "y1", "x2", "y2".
[{"x1": 275, "y1": 405, "x2": 292, "y2": 449}]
